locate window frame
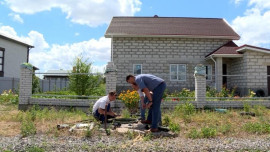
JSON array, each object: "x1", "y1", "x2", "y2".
[
  {"x1": 206, "y1": 65, "x2": 212, "y2": 81},
  {"x1": 0, "y1": 47, "x2": 4, "y2": 77},
  {"x1": 170, "y1": 64, "x2": 186, "y2": 81},
  {"x1": 133, "y1": 64, "x2": 142, "y2": 75}
]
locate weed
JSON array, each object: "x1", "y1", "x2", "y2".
[
  {"x1": 143, "y1": 133, "x2": 153, "y2": 141},
  {"x1": 21, "y1": 112, "x2": 36, "y2": 137},
  {"x1": 85, "y1": 128, "x2": 93, "y2": 138},
  {"x1": 121, "y1": 108, "x2": 131, "y2": 118},
  {"x1": 163, "y1": 115, "x2": 171, "y2": 126},
  {"x1": 253, "y1": 105, "x2": 266, "y2": 117},
  {"x1": 219, "y1": 124, "x2": 231, "y2": 135},
  {"x1": 188, "y1": 128, "x2": 200, "y2": 139},
  {"x1": 243, "y1": 122, "x2": 270, "y2": 134},
  {"x1": 126, "y1": 130, "x2": 136, "y2": 139},
  {"x1": 201, "y1": 127, "x2": 217, "y2": 138},
  {"x1": 25, "y1": 146, "x2": 45, "y2": 152},
  {"x1": 169, "y1": 122, "x2": 181, "y2": 133},
  {"x1": 243, "y1": 102, "x2": 251, "y2": 113}
]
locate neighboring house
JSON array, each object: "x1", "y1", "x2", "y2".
[
  {"x1": 43, "y1": 70, "x2": 70, "y2": 81},
  {"x1": 0, "y1": 33, "x2": 34, "y2": 78},
  {"x1": 105, "y1": 16, "x2": 270, "y2": 96},
  {"x1": 0, "y1": 33, "x2": 35, "y2": 93}
]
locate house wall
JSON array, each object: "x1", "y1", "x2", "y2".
[
  {"x1": 245, "y1": 51, "x2": 270, "y2": 96},
  {"x1": 227, "y1": 51, "x2": 270, "y2": 96},
  {"x1": 113, "y1": 37, "x2": 228, "y2": 92},
  {"x1": 0, "y1": 37, "x2": 28, "y2": 78}
]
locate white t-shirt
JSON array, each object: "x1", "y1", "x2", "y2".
[
  {"x1": 92, "y1": 95, "x2": 110, "y2": 113},
  {"x1": 137, "y1": 89, "x2": 144, "y2": 97}
]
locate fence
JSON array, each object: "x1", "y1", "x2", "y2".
[
  {"x1": 17, "y1": 65, "x2": 270, "y2": 112},
  {"x1": 0, "y1": 77, "x2": 20, "y2": 93}
]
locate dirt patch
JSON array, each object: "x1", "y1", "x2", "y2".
[{"x1": 0, "y1": 121, "x2": 20, "y2": 136}]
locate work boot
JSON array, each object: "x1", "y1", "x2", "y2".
[
  {"x1": 141, "y1": 120, "x2": 151, "y2": 124},
  {"x1": 149, "y1": 128, "x2": 160, "y2": 132}
]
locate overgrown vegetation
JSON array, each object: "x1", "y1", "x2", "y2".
[{"x1": 68, "y1": 56, "x2": 104, "y2": 96}]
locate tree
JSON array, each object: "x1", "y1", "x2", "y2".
[{"x1": 68, "y1": 56, "x2": 102, "y2": 95}]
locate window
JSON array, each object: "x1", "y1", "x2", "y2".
[
  {"x1": 133, "y1": 64, "x2": 142, "y2": 75},
  {"x1": 170, "y1": 64, "x2": 186, "y2": 81},
  {"x1": 206, "y1": 65, "x2": 212, "y2": 80},
  {"x1": 0, "y1": 48, "x2": 4, "y2": 77}
]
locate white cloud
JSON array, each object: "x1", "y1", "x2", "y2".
[
  {"x1": 8, "y1": 13, "x2": 24, "y2": 23},
  {"x1": 232, "y1": 0, "x2": 270, "y2": 48},
  {"x1": 234, "y1": 0, "x2": 244, "y2": 5},
  {"x1": 75, "y1": 32, "x2": 80, "y2": 36},
  {"x1": 4, "y1": 0, "x2": 142, "y2": 27},
  {"x1": 0, "y1": 25, "x2": 110, "y2": 73}
]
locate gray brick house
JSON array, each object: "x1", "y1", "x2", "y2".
[{"x1": 104, "y1": 16, "x2": 270, "y2": 96}]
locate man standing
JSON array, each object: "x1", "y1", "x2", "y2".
[
  {"x1": 92, "y1": 91, "x2": 117, "y2": 123},
  {"x1": 126, "y1": 74, "x2": 166, "y2": 132}
]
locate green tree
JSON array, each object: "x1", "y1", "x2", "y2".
[{"x1": 68, "y1": 56, "x2": 102, "y2": 95}]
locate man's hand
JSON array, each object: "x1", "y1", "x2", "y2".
[
  {"x1": 142, "y1": 103, "x2": 146, "y2": 109},
  {"x1": 146, "y1": 102, "x2": 153, "y2": 109}
]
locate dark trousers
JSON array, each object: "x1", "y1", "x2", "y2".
[
  {"x1": 93, "y1": 103, "x2": 115, "y2": 122},
  {"x1": 147, "y1": 82, "x2": 166, "y2": 129}
]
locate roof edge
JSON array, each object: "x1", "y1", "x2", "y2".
[
  {"x1": 0, "y1": 34, "x2": 34, "y2": 48},
  {"x1": 237, "y1": 45, "x2": 270, "y2": 54},
  {"x1": 105, "y1": 34, "x2": 240, "y2": 40}
]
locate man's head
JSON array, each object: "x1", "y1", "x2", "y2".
[
  {"x1": 108, "y1": 91, "x2": 117, "y2": 101},
  {"x1": 126, "y1": 75, "x2": 136, "y2": 85}
]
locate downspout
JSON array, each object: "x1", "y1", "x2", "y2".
[{"x1": 210, "y1": 55, "x2": 217, "y2": 89}]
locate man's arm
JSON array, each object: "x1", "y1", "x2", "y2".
[
  {"x1": 142, "y1": 88, "x2": 152, "y2": 102},
  {"x1": 98, "y1": 108, "x2": 116, "y2": 116}
]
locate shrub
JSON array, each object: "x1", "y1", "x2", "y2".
[
  {"x1": 201, "y1": 127, "x2": 217, "y2": 138},
  {"x1": 253, "y1": 105, "x2": 266, "y2": 116},
  {"x1": 163, "y1": 115, "x2": 171, "y2": 127},
  {"x1": 118, "y1": 90, "x2": 139, "y2": 113}
]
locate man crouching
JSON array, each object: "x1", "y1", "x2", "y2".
[{"x1": 92, "y1": 91, "x2": 117, "y2": 123}]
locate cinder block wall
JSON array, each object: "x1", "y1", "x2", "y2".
[
  {"x1": 113, "y1": 37, "x2": 228, "y2": 92},
  {"x1": 228, "y1": 51, "x2": 270, "y2": 96}
]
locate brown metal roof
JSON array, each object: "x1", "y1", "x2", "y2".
[
  {"x1": 205, "y1": 41, "x2": 241, "y2": 57},
  {"x1": 105, "y1": 16, "x2": 240, "y2": 40}
]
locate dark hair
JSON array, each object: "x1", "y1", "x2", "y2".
[
  {"x1": 126, "y1": 75, "x2": 134, "y2": 82},
  {"x1": 109, "y1": 91, "x2": 117, "y2": 96}
]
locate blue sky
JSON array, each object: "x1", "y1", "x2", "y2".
[{"x1": 0, "y1": 0, "x2": 270, "y2": 73}]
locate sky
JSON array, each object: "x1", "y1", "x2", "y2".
[{"x1": 0, "y1": 0, "x2": 270, "y2": 73}]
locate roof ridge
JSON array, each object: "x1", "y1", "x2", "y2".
[{"x1": 112, "y1": 16, "x2": 224, "y2": 20}]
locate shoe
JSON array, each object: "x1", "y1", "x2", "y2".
[
  {"x1": 149, "y1": 128, "x2": 160, "y2": 132},
  {"x1": 141, "y1": 120, "x2": 151, "y2": 124}
]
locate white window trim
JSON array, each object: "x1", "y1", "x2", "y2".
[
  {"x1": 133, "y1": 64, "x2": 142, "y2": 75},
  {"x1": 170, "y1": 64, "x2": 186, "y2": 81},
  {"x1": 206, "y1": 65, "x2": 212, "y2": 81}
]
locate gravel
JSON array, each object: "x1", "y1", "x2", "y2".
[{"x1": 1, "y1": 134, "x2": 270, "y2": 152}]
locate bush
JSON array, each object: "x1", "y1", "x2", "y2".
[
  {"x1": 219, "y1": 124, "x2": 231, "y2": 135},
  {"x1": 201, "y1": 127, "x2": 217, "y2": 138},
  {"x1": 118, "y1": 90, "x2": 139, "y2": 113},
  {"x1": 243, "y1": 102, "x2": 251, "y2": 113}
]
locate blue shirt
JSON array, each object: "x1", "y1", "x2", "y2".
[{"x1": 135, "y1": 74, "x2": 164, "y2": 91}]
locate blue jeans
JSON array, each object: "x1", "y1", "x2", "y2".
[
  {"x1": 147, "y1": 82, "x2": 166, "y2": 129},
  {"x1": 93, "y1": 103, "x2": 115, "y2": 122},
  {"x1": 140, "y1": 96, "x2": 149, "y2": 120}
]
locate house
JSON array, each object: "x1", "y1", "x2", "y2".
[
  {"x1": 0, "y1": 33, "x2": 36, "y2": 93},
  {"x1": 0, "y1": 33, "x2": 34, "y2": 78},
  {"x1": 105, "y1": 16, "x2": 270, "y2": 96},
  {"x1": 43, "y1": 69, "x2": 69, "y2": 81}
]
